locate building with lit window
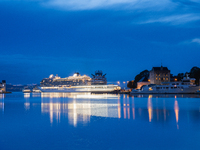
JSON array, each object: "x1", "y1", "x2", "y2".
[
  {"x1": 0, "y1": 80, "x2": 6, "y2": 93},
  {"x1": 149, "y1": 66, "x2": 170, "y2": 85}
]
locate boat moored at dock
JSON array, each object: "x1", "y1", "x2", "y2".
[{"x1": 131, "y1": 76, "x2": 200, "y2": 94}]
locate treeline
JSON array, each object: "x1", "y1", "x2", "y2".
[{"x1": 127, "y1": 66, "x2": 200, "y2": 89}]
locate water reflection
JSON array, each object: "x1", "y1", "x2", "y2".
[
  {"x1": 148, "y1": 95, "x2": 153, "y2": 122},
  {"x1": 24, "y1": 93, "x2": 30, "y2": 98},
  {"x1": 3, "y1": 93, "x2": 200, "y2": 129},
  {"x1": 174, "y1": 99, "x2": 179, "y2": 129},
  {"x1": 39, "y1": 93, "x2": 187, "y2": 128},
  {"x1": 131, "y1": 94, "x2": 200, "y2": 98},
  {"x1": 41, "y1": 92, "x2": 118, "y2": 99},
  {"x1": 0, "y1": 94, "x2": 4, "y2": 114},
  {"x1": 41, "y1": 93, "x2": 119, "y2": 126}
]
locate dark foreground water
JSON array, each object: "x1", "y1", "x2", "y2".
[{"x1": 1, "y1": 92, "x2": 200, "y2": 150}]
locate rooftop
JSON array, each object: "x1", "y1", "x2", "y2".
[{"x1": 152, "y1": 66, "x2": 169, "y2": 71}]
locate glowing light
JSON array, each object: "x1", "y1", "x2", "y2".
[
  {"x1": 24, "y1": 102, "x2": 30, "y2": 110},
  {"x1": 118, "y1": 99, "x2": 121, "y2": 119},
  {"x1": 148, "y1": 95, "x2": 153, "y2": 122},
  {"x1": 123, "y1": 82, "x2": 126, "y2": 84},
  {"x1": 149, "y1": 87, "x2": 153, "y2": 91},
  {"x1": 132, "y1": 99, "x2": 135, "y2": 120},
  {"x1": 127, "y1": 99, "x2": 130, "y2": 119},
  {"x1": 117, "y1": 81, "x2": 120, "y2": 84},
  {"x1": 148, "y1": 79, "x2": 150, "y2": 82},
  {"x1": 24, "y1": 93, "x2": 30, "y2": 98},
  {"x1": 174, "y1": 100, "x2": 179, "y2": 124},
  {"x1": 175, "y1": 78, "x2": 177, "y2": 81},
  {"x1": 123, "y1": 107, "x2": 126, "y2": 119}
]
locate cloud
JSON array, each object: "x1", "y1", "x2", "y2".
[
  {"x1": 2, "y1": 0, "x2": 200, "y2": 26},
  {"x1": 41, "y1": 0, "x2": 173, "y2": 10},
  {"x1": 179, "y1": 38, "x2": 200, "y2": 45},
  {"x1": 139, "y1": 14, "x2": 200, "y2": 25},
  {"x1": 191, "y1": 38, "x2": 200, "y2": 44},
  {"x1": 39, "y1": 0, "x2": 200, "y2": 25}
]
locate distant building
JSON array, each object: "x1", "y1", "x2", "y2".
[
  {"x1": 0, "y1": 80, "x2": 6, "y2": 93},
  {"x1": 149, "y1": 66, "x2": 170, "y2": 85}
]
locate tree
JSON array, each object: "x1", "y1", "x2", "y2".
[
  {"x1": 190, "y1": 66, "x2": 200, "y2": 85},
  {"x1": 127, "y1": 80, "x2": 136, "y2": 89},
  {"x1": 127, "y1": 70, "x2": 149, "y2": 89}
]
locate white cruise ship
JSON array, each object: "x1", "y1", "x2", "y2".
[
  {"x1": 39, "y1": 71, "x2": 121, "y2": 93},
  {"x1": 131, "y1": 76, "x2": 200, "y2": 94}
]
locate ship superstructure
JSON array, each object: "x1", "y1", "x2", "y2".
[
  {"x1": 40, "y1": 72, "x2": 91, "y2": 87},
  {"x1": 91, "y1": 70, "x2": 107, "y2": 85}
]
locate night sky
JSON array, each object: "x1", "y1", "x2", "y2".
[{"x1": 0, "y1": 0, "x2": 200, "y2": 84}]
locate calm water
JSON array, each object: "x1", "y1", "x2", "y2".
[{"x1": 1, "y1": 92, "x2": 200, "y2": 150}]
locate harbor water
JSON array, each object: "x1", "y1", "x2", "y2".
[{"x1": 1, "y1": 92, "x2": 200, "y2": 150}]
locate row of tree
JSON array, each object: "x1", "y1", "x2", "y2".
[{"x1": 127, "y1": 66, "x2": 200, "y2": 89}]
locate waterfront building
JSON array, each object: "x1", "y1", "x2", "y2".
[
  {"x1": 137, "y1": 76, "x2": 150, "y2": 89},
  {"x1": 149, "y1": 66, "x2": 170, "y2": 85},
  {"x1": 0, "y1": 80, "x2": 6, "y2": 93}
]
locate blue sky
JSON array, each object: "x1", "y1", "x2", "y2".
[{"x1": 0, "y1": 0, "x2": 200, "y2": 84}]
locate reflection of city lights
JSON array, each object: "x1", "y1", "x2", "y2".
[
  {"x1": 118, "y1": 99, "x2": 121, "y2": 119},
  {"x1": 148, "y1": 95, "x2": 153, "y2": 122},
  {"x1": 132, "y1": 99, "x2": 135, "y2": 120},
  {"x1": 123, "y1": 99, "x2": 126, "y2": 119},
  {"x1": 0, "y1": 100, "x2": 4, "y2": 114},
  {"x1": 0, "y1": 94, "x2": 4, "y2": 99},
  {"x1": 127, "y1": 99, "x2": 130, "y2": 119},
  {"x1": 174, "y1": 100, "x2": 179, "y2": 127}
]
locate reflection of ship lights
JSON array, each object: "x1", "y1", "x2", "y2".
[
  {"x1": 174, "y1": 100, "x2": 179, "y2": 129},
  {"x1": 24, "y1": 102, "x2": 30, "y2": 110},
  {"x1": 24, "y1": 93, "x2": 30, "y2": 98},
  {"x1": 0, "y1": 101, "x2": 4, "y2": 114},
  {"x1": 41, "y1": 93, "x2": 118, "y2": 99},
  {"x1": 118, "y1": 99, "x2": 121, "y2": 118},
  {"x1": 0, "y1": 94, "x2": 4, "y2": 114}
]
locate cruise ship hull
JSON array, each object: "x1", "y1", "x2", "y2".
[{"x1": 39, "y1": 85, "x2": 120, "y2": 93}]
